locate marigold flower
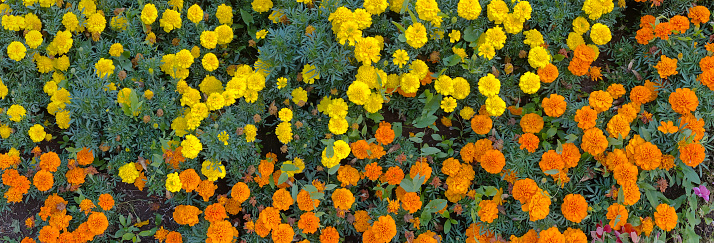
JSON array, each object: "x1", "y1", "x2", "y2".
[
  {"x1": 520, "y1": 113, "x2": 544, "y2": 134},
  {"x1": 589, "y1": 90, "x2": 613, "y2": 113},
  {"x1": 523, "y1": 189, "x2": 551, "y2": 221},
  {"x1": 606, "y1": 203, "x2": 628, "y2": 230},
  {"x1": 173, "y1": 205, "x2": 201, "y2": 226},
  {"x1": 32, "y1": 170, "x2": 53, "y2": 192},
  {"x1": 370, "y1": 215, "x2": 397, "y2": 242},
  {"x1": 98, "y1": 193, "x2": 114, "y2": 211},
  {"x1": 679, "y1": 142, "x2": 705, "y2": 167},
  {"x1": 140, "y1": 3, "x2": 158, "y2": 25},
  {"x1": 375, "y1": 121, "x2": 395, "y2": 145},
  {"x1": 541, "y1": 93, "x2": 567, "y2": 117},
  {"x1": 166, "y1": 231, "x2": 182, "y2": 243},
  {"x1": 581, "y1": 128, "x2": 608, "y2": 156},
  {"x1": 401, "y1": 192, "x2": 423, "y2": 214},
  {"x1": 485, "y1": 96, "x2": 506, "y2": 116},
  {"x1": 355, "y1": 37, "x2": 382, "y2": 65},
  {"x1": 159, "y1": 9, "x2": 182, "y2": 33},
  {"x1": 320, "y1": 226, "x2": 340, "y2": 243},
  {"x1": 165, "y1": 172, "x2": 182, "y2": 193},
  {"x1": 688, "y1": 6, "x2": 711, "y2": 26},
  {"x1": 539, "y1": 150, "x2": 564, "y2": 174},
  {"x1": 39, "y1": 152, "x2": 61, "y2": 172},
  {"x1": 621, "y1": 182, "x2": 641, "y2": 206},
  {"x1": 582, "y1": 0, "x2": 614, "y2": 20},
  {"x1": 478, "y1": 199, "x2": 499, "y2": 223},
  {"x1": 655, "y1": 55, "x2": 678, "y2": 79},
  {"x1": 331, "y1": 188, "x2": 355, "y2": 211},
  {"x1": 381, "y1": 166, "x2": 404, "y2": 185},
  {"x1": 527, "y1": 46, "x2": 550, "y2": 69},
  {"x1": 87, "y1": 212, "x2": 108, "y2": 235},
  {"x1": 179, "y1": 169, "x2": 200, "y2": 192},
  {"x1": 654, "y1": 22, "x2": 673, "y2": 40},
  {"x1": 668, "y1": 87, "x2": 698, "y2": 115},
  {"x1": 518, "y1": 133, "x2": 539, "y2": 153},
  {"x1": 480, "y1": 149, "x2": 505, "y2": 174},
  {"x1": 590, "y1": 23, "x2": 612, "y2": 45},
  {"x1": 206, "y1": 220, "x2": 234, "y2": 243},
  {"x1": 405, "y1": 23, "x2": 428, "y2": 49},
  {"x1": 478, "y1": 73, "x2": 501, "y2": 97},
  {"x1": 654, "y1": 204, "x2": 678, "y2": 231}
]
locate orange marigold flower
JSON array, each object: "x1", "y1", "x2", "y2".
[
  {"x1": 331, "y1": 188, "x2": 355, "y2": 211},
  {"x1": 568, "y1": 57, "x2": 591, "y2": 76},
  {"x1": 470, "y1": 114, "x2": 493, "y2": 135},
  {"x1": 39, "y1": 152, "x2": 61, "y2": 172},
  {"x1": 297, "y1": 211, "x2": 320, "y2": 234},
  {"x1": 87, "y1": 212, "x2": 109, "y2": 235},
  {"x1": 296, "y1": 189, "x2": 320, "y2": 212},
  {"x1": 539, "y1": 150, "x2": 564, "y2": 175},
  {"x1": 77, "y1": 147, "x2": 94, "y2": 165},
  {"x1": 79, "y1": 199, "x2": 95, "y2": 215},
  {"x1": 478, "y1": 199, "x2": 499, "y2": 223},
  {"x1": 589, "y1": 66, "x2": 603, "y2": 82},
  {"x1": 561, "y1": 143, "x2": 581, "y2": 169},
  {"x1": 700, "y1": 56, "x2": 714, "y2": 73},
  {"x1": 636, "y1": 27, "x2": 655, "y2": 45},
  {"x1": 364, "y1": 162, "x2": 383, "y2": 181},
  {"x1": 353, "y1": 211, "x2": 371, "y2": 232},
  {"x1": 272, "y1": 188, "x2": 294, "y2": 211},
  {"x1": 607, "y1": 83, "x2": 626, "y2": 100},
  {"x1": 641, "y1": 216, "x2": 654, "y2": 236},
  {"x1": 375, "y1": 121, "x2": 395, "y2": 145},
  {"x1": 337, "y1": 165, "x2": 360, "y2": 187},
  {"x1": 606, "y1": 114, "x2": 631, "y2": 138},
  {"x1": 669, "y1": 87, "x2": 698, "y2": 115},
  {"x1": 537, "y1": 63, "x2": 559, "y2": 83},
  {"x1": 512, "y1": 178, "x2": 539, "y2": 204},
  {"x1": 387, "y1": 198, "x2": 400, "y2": 213},
  {"x1": 629, "y1": 85, "x2": 652, "y2": 105},
  {"x1": 618, "y1": 103, "x2": 640, "y2": 122},
  {"x1": 166, "y1": 231, "x2": 182, "y2": 243},
  {"x1": 688, "y1": 6, "x2": 711, "y2": 26},
  {"x1": 272, "y1": 223, "x2": 294, "y2": 243},
  {"x1": 670, "y1": 15, "x2": 690, "y2": 33},
  {"x1": 510, "y1": 229, "x2": 538, "y2": 243},
  {"x1": 679, "y1": 113, "x2": 706, "y2": 141},
  {"x1": 441, "y1": 157, "x2": 461, "y2": 176},
  {"x1": 542, "y1": 93, "x2": 567, "y2": 117},
  {"x1": 574, "y1": 106, "x2": 597, "y2": 130},
  {"x1": 480, "y1": 149, "x2": 505, "y2": 174},
  {"x1": 320, "y1": 226, "x2": 340, "y2": 243},
  {"x1": 98, "y1": 193, "x2": 115, "y2": 211},
  {"x1": 562, "y1": 194, "x2": 588, "y2": 223},
  {"x1": 197, "y1": 180, "x2": 217, "y2": 201},
  {"x1": 33, "y1": 170, "x2": 54, "y2": 192},
  {"x1": 614, "y1": 162, "x2": 639, "y2": 186},
  {"x1": 230, "y1": 181, "x2": 250, "y2": 203},
  {"x1": 574, "y1": 44, "x2": 597, "y2": 62},
  {"x1": 679, "y1": 142, "x2": 705, "y2": 167},
  {"x1": 660, "y1": 154, "x2": 676, "y2": 170},
  {"x1": 606, "y1": 203, "x2": 628, "y2": 230},
  {"x1": 589, "y1": 90, "x2": 613, "y2": 113},
  {"x1": 370, "y1": 215, "x2": 397, "y2": 242},
  {"x1": 401, "y1": 192, "x2": 423, "y2": 214},
  {"x1": 179, "y1": 169, "x2": 200, "y2": 192},
  {"x1": 38, "y1": 225, "x2": 60, "y2": 243},
  {"x1": 473, "y1": 139, "x2": 493, "y2": 163},
  {"x1": 381, "y1": 166, "x2": 404, "y2": 185},
  {"x1": 350, "y1": 140, "x2": 370, "y2": 159},
  {"x1": 563, "y1": 228, "x2": 587, "y2": 243},
  {"x1": 258, "y1": 207, "x2": 281, "y2": 231},
  {"x1": 459, "y1": 143, "x2": 477, "y2": 164},
  {"x1": 65, "y1": 167, "x2": 86, "y2": 186},
  {"x1": 368, "y1": 143, "x2": 386, "y2": 159},
  {"x1": 655, "y1": 55, "x2": 678, "y2": 79},
  {"x1": 606, "y1": 149, "x2": 629, "y2": 171},
  {"x1": 634, "y1": 142, "x2": 662, "y2": 170},
  {"x1": 204, "y1": 203, "x2": 228, "y2": 223},
  {"x1": 621, "y1": 182, "x2": 641, "y2": 206},
  {"x1": 409, "y1": 159, "x2": 432, "y2": 181},
  {"x1": 173, "y1": 205, "x2": 202, "y2": 226},
  {"x1": 518, "y1": 133, "x2": 539, "y2": 153},
  {"x1": 654, "y1": 203, "x2": 678, "y2": 231},
  {"x1": 523, "y1": 189, "x2": 551, "y2": 221},
  {"x1": 21, "y1": 237, "x2": 35, "y2": 243},
  {"x1": 537, "y1": 227, "x2": 564, "y2": 243},
  {"x1": 206, "y1": 220, "x2": 234, "y2": 243},
  {"x1": 581, "y1": 128, "x2": 608, "y2": 156},
  {"x1": 654, "y1": 22, "x2": 673, "y2": 40},
  {"x1": 520, "y1": 113, "x2": 544, "y2": 134}
]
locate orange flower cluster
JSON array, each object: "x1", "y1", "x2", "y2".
[
  {"x1": 363, "y1": 215, "x2": 396, "y2": 243},
  {"x1": 520, "y1": 113, "x2": 544, "y2": 133},
  {"x1": 699, "y1": 55, "x2": 714, "y2": 90},
  {"x1": 173, "y1": 205, "x2": 202, "y2": 226},
  {"x1": 541, "y1": 93, "x2": 567, "y2": 117},
  {"x1": 2, "y1": 169, "x2": 30, "y2": 203},
  {"x1": 337, "y1": 165, "x2": 360, "y2": 187},
  {"x1": 654, "y1": 55, "x2": 678, "y2": 79},
  {"x1": 374, "y1": 121, "x2": 394, "y2": 145},
  {"x1": 568, "y1": 44, "x2": 597, "y2": 76},
  {"x1": 206, "y1": 220, "x2": 237, "y2": 243},
  {"x1": 465, "y1": 223, "x2": 494, "y2": 243},
  {"x1": 441, "y1": 157, "x2": 475, "y2": 202},
  {"x1": 538, "y1": 143, "x2": 581, "y2": 184},
  {"x1": 478, "y1": 199, "x2": 499, "y2": 223},
  {"x1": 654, "y1": 204, "x2": 678, "y2": 232},
  {"x1": 561, "y1": 194, "x2": 588, "y2": 223},
  {"x1": 470, "y1": 114, "x2": 492, "y2": 135},
  {"x1": 351, "y1": 140, "x2": 386, "y2": 160},
  {"x1": 512, "y1": 178, "x2": 552, "y2": 221},
  {"x1": 606, "y1": 203, "x2": 629, "y2": 230},
  {"x1": 518, "y1": 133, "x2": 539, "y2": 153}
]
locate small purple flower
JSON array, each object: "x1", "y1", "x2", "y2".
[{"x1": 693, "y1": 184, "x2": 710, "y2": 202}]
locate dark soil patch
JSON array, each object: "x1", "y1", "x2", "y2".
[
  {"x1": 113, "y1": 181, "x2": 177, "y2": 241},
  {"x1": 0, "y1": 196, "x2": 42, "y2": 240}
]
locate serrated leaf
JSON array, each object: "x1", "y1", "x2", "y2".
[{"x1": 681, "y1": 165, "x2": 700, "y2": 184}]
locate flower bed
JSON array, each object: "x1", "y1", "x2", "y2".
[{"x1": 0, "y1": 0, "x2": 713, "y2": 242}]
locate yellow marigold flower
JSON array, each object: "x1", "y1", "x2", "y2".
[
  {"x1": 275, "y1": 121, "x2": 293, "y2": 144},
  {"x1": 141, "y1": 4, "x2": 158, "y2": 25},
  {"x1": 523, "y1": 29, "x2": 544, "y2": 48},
  {"x1": 355, "y1": 37, "x2": 382, "y2": 65},
  {"x1": 590, "y1": 23, "x2": 612, "y2": 45},
  {"x1": 256, "y1": 29, "x2": 268, "y2": 39},
  {"x1": 276, "y1": 77, "x2": 288, "y2": 89},
  {"x1": 329, "y1": 116, "x2": 348, "y2": 135},
  {"x1": 405, "y1": 23, "x2": 427, "y2": 49},
  {"x1": 28, "y1": 124, "x2": 46, "y2": 143},
  {"x1": 364, "y1": 0, "x2": 389, "y2": 15},
  {"x1": 582, "y1": 0, "x2": 614, "y2": 20},
  {"x1": 460, "y1": 106, "x2": 475, "y2": 120},
  {"x1": 216, "y1": 4, "x2": 233, "y2": 24},
  {"x1": 87, "y1": 13, "x2": 106, "y2": 34},
  {"x1": 478, "y1": 73, "x2": 500, "y2": 97},
  {"x1": 484, "y1": 26, "x2": 507, "y2": 50},
  {"x1": 180, "y1": 135, "x2": 203, "y2": 159},
  {"x1": 7, "y1": 41, "x2": 26, "y2": 61},
  {"x1": 566, "y1": 32, "x2": 585, "y2": 51},
  {"x1": 573, "y1": 17, "x2": 590, "y2": 34},
  {"x1": 441, "y1": 96, "x2": 457, "y2": 113},
  {"x1": 244, "y1": 124, "x2": 257, "y2": 142},
  {"x1": 528, "y1": 46, "x2": 551, "y2": 69},
  {"x1": 201, "y1": 160, "x2": 226, "y2": 181},
  {"x1": 200, "y1": 31, "x2": 218, "y2": 49},
  {"x1": 25, "y1": 30, "x2": 43, "y2": 49},
  {"x1": 279, "y1": 108, "x2": 293, "y2": 122},
  {"x1": 215, "y1": 25, "x2": 234, "y2": 45},
  {"x1": 415, "y1": 0, "x2": 440, "y2": 22},
  {"x1": 487, "y1": 0, "x2": 509, "y2": 24},
  {"x1": 118, "y1": 162, "x2": 140, "y2": 183},
  {"x1": 176, "y1": 49, "x2": 194, "y2": 69},
  {"x1": 519, "y1": 72, "x2": 541, "y2": 94},
  {"x1": 485, "y1": 96, "x2": 506, "y2": 116},
  {"x1": 62, "y1": 12, "x2": 79, "y2": 32},
  {"x1": 187, "y1": 4, "x2": 203, "y2": 24},
  {"x1": 7, "y1": 104, "x2": 26, "y2": 122},
  {"x1": 457, "y1": 0, "x2": 481, "y2": 20},
  {"x1": 252, "y1": 0, "x2": 273, "y2": 14},
  {"x1": 291, "y1": 87, "x2": 308, "y2": 105},
  {"x1": 392, "y1": 49, "x2": 409, "y2": 68},
  {"x1": 302, "y1": 64, "x2": 320, "y2": 84},
  {"x1": 159, "y1": 9, "x2": 182, "y2": 33},
  {"x1": 202, "y1": 53, "x2": 219, "y2": 72},
  {"x1": 347, "y1": 81, "x2": 372, "y2": 105},
  {"x1": 56, "y1": 110, "x2": 70, "y2": 129},
  {"x1": 109, "y1": 43, "x2": 123, "y2": 57},
  {"x1": 95, "y1": 58, "x2": 115, "y2": 78},
  {"x1": 165, "y1": 172, "x2": 182, "y2": 192}
]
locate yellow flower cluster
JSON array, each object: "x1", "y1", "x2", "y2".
[
  {"x1": 329, "y1": 7, "x2": 372, "y2": 46},
  {"x1": 322, "y1": 140, "x2": 351, "y2": 168},
  {"x1": 582, "y1": 0, "x2": 614, "y2": 20},
  {"x1": 118, "y1": 162, "x2": 140, "y2": 183},
  {"x1": 415, "y1": 0, "x2": 443, "y2": 27},
  {"x1": 201, "y1": 160, "x2": 227, "y2": 181},
  {"x1": 487, "y1": 0, "x2": 532, "y2": 34}
]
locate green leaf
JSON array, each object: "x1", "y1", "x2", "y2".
[
  {"x1": 392, "y1": 21, "x2": 406, "y2": 33},
  {"x1": 393, "y1": 122, "x2": 403, "y2": 139},
  {"x1": 310, "y1": 192, "x2": 324, "y2": 200},
  {"x1": 444, "y1": 220, "x2": 452, "y2": 234},
  {"x1": 431, "y1": 134, "x2": 442, "y2": 141},
  {"x1": 606, "y1": 137, "x2": 621, "y2": 147},
  {"x1": 413, "y1": 115, "x2": 438, "y2": 128},
  {"x1": 122, "y1": 233, "x2": 135, "y2": 241},
  {"x1": 367, "y1": 112, "x2": 384, "y2": 122},
  {"x1": 328, "y1": 164, "x2": 340, "y2": 175},
  {"x1": 304, "y1": 185, "x2": 318, "y2": 193},
  {"x1": 546, "y1": 127, "x2": 557, "y2": 138},
  {"x1": 325, "y1": 184, "x2": 338, "y2": 191},
  {"x1": 398, "y1": 34, "x2": 406, "y2": 43},
  {"x1": 281, "y1": 163, "x2": 299, "y2": 172},
  {"x1": 463, "y1": 27, "x2": 480, "y2": 42},
  {"x1": 640, "y1": 126, "x2": 651, "y2": 141},
  {"x1": 400, "y1": 178, "x2": 414, "y2": 192},
  {"x1": 444, "y1": 54, "x2": 461, "y2": 66},
  {"x1": 544, "y1": 169, "x2": 560, "y2": 175},
  {"x1": 483, "y1": 186, "x2": 499, "y2": 196},
  {"x1": 138, "y1": 229, "x2": 156, "y2": 237},
  {"x1": 421, "y1": 146, "x2": 441, "y2": 156},
  {"x1": 291, "y1": 184, "x2": 299, "y2": 201},
  {"x1": 552, "y1": 54, "x2": 566, "y2": 62},
  {"x1": 681, "y1": 165, "x2": 700, "y2": 184},
  {"x1": 240, "y1": 9, "x2": 254, "y2": 25}
]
